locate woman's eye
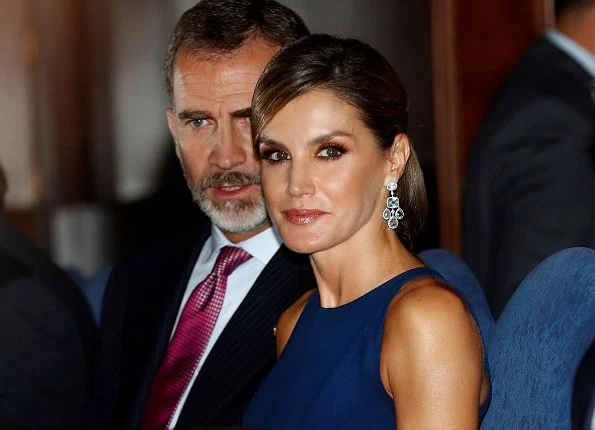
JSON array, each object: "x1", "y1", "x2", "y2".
[
  {"x1": 260, "y1": 149, "x2": 291, "y2": 162},
  {"x1": 269, "y1": 151, "x2": 290, "y2": 161},
  {"x1": 318, "y1": 146, "x2": 343, "y2": 158}
]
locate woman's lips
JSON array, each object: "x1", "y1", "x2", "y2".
[{"x1": 282, "y1": 209, "x2": 327, "y2": 225}]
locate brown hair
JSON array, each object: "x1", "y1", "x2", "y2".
[
  {"x1": 252, "y1": 34, "x2": 427, "y2": 250},
  {"x1": 165, "y1": 0, "x2": 310, "y2": 97}
]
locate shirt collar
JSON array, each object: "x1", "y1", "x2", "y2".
[
  {"x1": 209, "y1": 224, "x2": 283, "y2": 265},
  {"x1": 545, "y1": 29, "x2": 595, "y2": 79}
]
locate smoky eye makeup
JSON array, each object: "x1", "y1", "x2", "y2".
[
  {"x1": 317, "y1": 142, "x2": 348, "y2": 159},
  {"x1": 259, "y1": 143, "x2": 290, "y2": 163}
]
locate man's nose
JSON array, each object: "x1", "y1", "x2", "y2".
[{"x1": 208, "y1": 123, "x2": 249, "y2": 170}]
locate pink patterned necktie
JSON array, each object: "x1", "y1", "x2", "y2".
[{"x1": 141, "y1": 246, "x2": 252, "y2": 430}]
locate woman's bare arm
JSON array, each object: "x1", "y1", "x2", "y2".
[{"x1": 380, "y1": 278, "x2": 486, "y2": 429}]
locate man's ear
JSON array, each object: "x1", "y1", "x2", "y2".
[
  {"x1": 386, "y1": 133, "x2": 411, "y2": 181},
  {"x1": 166, "y1": 108, "x2": 181, "y2": 159}
]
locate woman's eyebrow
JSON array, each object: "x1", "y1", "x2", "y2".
[
  {"x1": 259, "y1": 136, "x2": 286, "y2": 148},
  {"x1": 307, "y1": 130, "x2": 352, "y2": 147},
  {"x1": 260, "y1": 130, "x2": 352, "y2": 148}
]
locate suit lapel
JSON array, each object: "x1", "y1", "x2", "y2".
[{"x1": 176, "y1": 245, "x2": 315, "y2": 428}]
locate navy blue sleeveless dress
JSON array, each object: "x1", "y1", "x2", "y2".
[{"x1": 243, "y1": 267, "x2": 491, "y2": 429}]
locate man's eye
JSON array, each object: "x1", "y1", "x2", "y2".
[
  {"x1": 189, "y1": 119, "x2": 207, "y2": 128},
  {"x1": 318, "y1": 146, "x2": 344, "y2": 158}
]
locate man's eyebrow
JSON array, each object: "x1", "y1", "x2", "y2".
[
  {"x1": 231, "y1": 107, "x2": 251, "y2": 118},
  {"x1": 178, "y1": 109, "x2": 210, "y2": 121}
]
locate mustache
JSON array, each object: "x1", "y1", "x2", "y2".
[{"x1": 200, "y1": 171, "x2": 261, "y2": 190}]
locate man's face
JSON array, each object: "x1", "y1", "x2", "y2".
[{"x1": 167, "y1": 38, "x2": 279, "y2": 242}]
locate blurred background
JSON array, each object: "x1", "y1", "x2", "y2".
[{"x1": 0, "y1": 0, "x2": 554, "y2": 278}]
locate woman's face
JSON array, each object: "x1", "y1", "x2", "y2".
[{"x1": 258, "y1": 89, "x2": 393, "y2": 254}]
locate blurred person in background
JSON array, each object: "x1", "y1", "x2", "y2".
[
  {"x1": 0, "y1": 162, "x2": 97, "y2": 428},
  {"x1": 98, "y1": 1, "x2": 316, "y2": 428},
  {"x1": 464, "y1": 0, "x2": 595, "y2": 318}
]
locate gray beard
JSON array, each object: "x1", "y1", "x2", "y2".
[{"x1": 187, "y1": 170, "x2": 269, "y2": 234}]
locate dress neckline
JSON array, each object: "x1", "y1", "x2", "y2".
[{"x1": 311, "y1": 266, "x2": 437, "y2": 312}]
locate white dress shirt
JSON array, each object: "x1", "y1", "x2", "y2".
[
  {"x1": 545, "y1": 29, "x2": 595, "y2": 80},
  {"x1": 168, "y1": 225, "x2": 283, "y2": 429}
]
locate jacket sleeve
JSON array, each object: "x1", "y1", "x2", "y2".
[{"x1": 0, "y1": 278, "x2": 89, "y2": 428}]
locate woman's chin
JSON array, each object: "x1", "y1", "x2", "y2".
[
  {"x1": 281, "y1": 234, "x2": 335, "y2": 255},
  {"x1": 272, "y1": 220, "x2": 331, "y2": 254},
  {"x1": 279, "y1": 234, "x2": 322, "y2": 255},
  {"x1": 283, "y1": 241, "x2": 316, "y2": 255}
]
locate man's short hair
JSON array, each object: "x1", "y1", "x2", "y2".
[{"x1": 165, "y1": 0, "x2": 310, "y2": 97}]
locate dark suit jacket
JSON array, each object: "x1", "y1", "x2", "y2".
[
  {"x1": 0, "y1": 216, "x2": 97, "y2": 428},
  {"x1": 464, "y1": 36, "x2": 595, "y2": 317},
  {"x1": 100, "y1": 223, "x2": 316, "y2": 428}
]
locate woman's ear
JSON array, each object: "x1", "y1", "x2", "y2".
[{"x1": 386, "y1": 133, "x2": 411, "y2": 181}]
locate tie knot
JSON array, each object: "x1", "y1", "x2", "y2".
[{"x1": 213, "y1": 246, "x2": 252, "y2": 277}]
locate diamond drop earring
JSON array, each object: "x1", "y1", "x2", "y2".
[{"x1": 382, "y1": 181, "x2": 404, "y2": 229}]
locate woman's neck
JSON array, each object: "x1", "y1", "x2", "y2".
[{"x1": 309, "y1": 224, "x2": 423, "y2": 308}]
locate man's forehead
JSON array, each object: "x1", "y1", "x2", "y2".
[
  {"x1": 187, "y1": 35, "x2": 279, "y2": 59},
  {"x1": 171, "y1": 57, "x2": 263, "y2": 100},
  {"x1": 174, "y1": 38, "x2": 280, "y2": 77},
  {"x1": 170, "y1": 44, "x2": 279, "y2": 106}
]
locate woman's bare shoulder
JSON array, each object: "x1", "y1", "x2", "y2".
[
  {"x1": 380, "y1": 277, "x2": 483, "y2": 394},
  {"x1": 381, "y1": 277, "x2": 485, "y2": 428},
  {"x1": 386, "y1": 277, "x2": 471, "y2": 333}
]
